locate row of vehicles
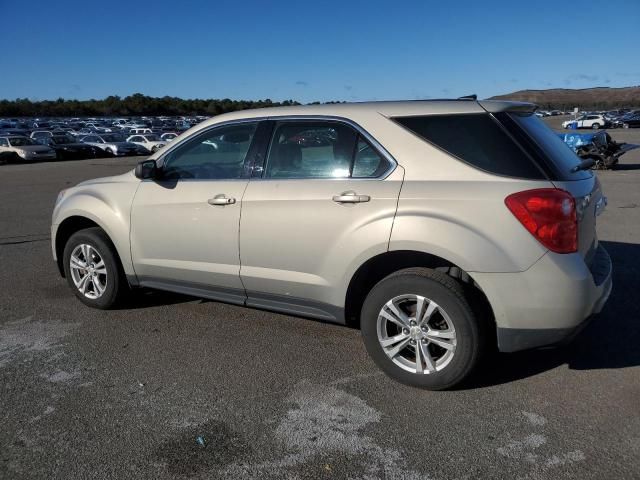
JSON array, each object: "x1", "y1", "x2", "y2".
[
  {"x1": 0, "y1": 115, "x2": 210, "y2": 162},
  {"x1": 0, "y1": 117, "x2": 197, "y2": 162},
  {"x1": 0, "y1": 131, "x2": 180, "y2": 162},
  {"x1": 561, "y1": 109, "x2": 640, "y2": 130}
]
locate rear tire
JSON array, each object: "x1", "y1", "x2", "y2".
[
  {"x1": 62, "y1": 227, "x2": 128, "y2": 309},
  {"x1": 591, "y1": 123, "x2": 600, "y2": 130},
  {"x1": 105, "y1": 148, "x2": 114, "y2": 157},
  {"x1": 361, "y1": 268, "x2": 485, "y2": 390}
]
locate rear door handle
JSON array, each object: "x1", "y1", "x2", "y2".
[
  {"x1": 208, "y1": 194, "x2": 236, "y2": 206},
  {"x1": 332, "y1": 191, "x2": 371, "y2": 203}
]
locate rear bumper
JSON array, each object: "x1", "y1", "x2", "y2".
[{"x1": 472, "y1": 244, "x2": 613, "y2": 352}]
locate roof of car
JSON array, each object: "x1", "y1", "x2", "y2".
[{"x1": 197, "y1": 99, "x2": 536, "y2": 127}]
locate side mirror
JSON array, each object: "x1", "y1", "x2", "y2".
[{"x1": 135, "y1": 159, "x2": 158, "y2": 179}]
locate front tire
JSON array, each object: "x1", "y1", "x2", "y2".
[
  {"x1": 591, "y1": 123, "x2": 600, "y2": 130},
  {"x1": 62, "y1": 227, "x2": 127, "y2": 309},
  {"x1": 361, "y1": 268, "x2": 484, "y2": 390}
]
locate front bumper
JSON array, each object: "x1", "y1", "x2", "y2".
[{"x1": 472, "y1": 244, "x2": 613, "y2": 352}]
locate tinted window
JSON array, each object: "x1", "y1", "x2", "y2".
[
  {"x1": 505, "y1": 112, "x2": 591, "y2": 180},
  {"x1": 162, "y1": 122, "x2": 257, "y2": 180},
  {"x1": 394, "y1": 114, "x2": 545, "y2": 179},
  {"x1": 352, "y1": 136, "x2": 387, "y2": 178},
  {"x1": 0, "y1": 138, "x2": 8, "y2": 146},
  {"x1": 264, "y1": 122, "x2": 357, "y2": 178}
]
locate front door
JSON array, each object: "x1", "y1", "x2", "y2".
[{"x1": 130, "y1": 121, "x2": 259, "y2": 303}]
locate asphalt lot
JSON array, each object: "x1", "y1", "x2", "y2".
[{"x1": 1, "y1": 122, "x2": 639, "y2": 479}]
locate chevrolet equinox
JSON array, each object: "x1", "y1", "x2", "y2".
[{"x1": 51, "y1": 100, "x2": 612, "y2": 389}]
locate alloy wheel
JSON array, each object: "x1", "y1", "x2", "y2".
[
  {"x1": 377, "y1": 294, "x2": 456, "y2": 374},
  {"x1": 69, "y1": 244, "x2": 108, "y2": 299}
]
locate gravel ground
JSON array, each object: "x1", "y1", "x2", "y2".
[{"x1": 1, "y1": 123, "x2": 639, "y2": 479}]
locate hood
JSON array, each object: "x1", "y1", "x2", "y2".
[
  {"x1": 76, "y1": 170, "x2": 138, "y2": 187},
  {"x1": 19, "y1": 145, "x2": 53, "y2": 152},
  {"x1": 52, "y1": 143, "x2": 95, "y2": 149}
]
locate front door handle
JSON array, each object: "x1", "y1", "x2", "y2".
[
  {"x1": 208, "y1": 194, "x2": 236, "y2": 206},
  {"x1": 332, "y1": 191, "x2": 371, "y2": 203}
]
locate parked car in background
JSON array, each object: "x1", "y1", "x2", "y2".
[
  {"x1": 39, "y1": 134, "x2": 101, "y2": 160},
  {"x1": 126, "y1": 134, "x2": 167, "y2": 153},
  {"x1": 30, "y1": 130, "x2": 55, "y2": 141},
  {"x1": 562, "y1": 114, "x2": 608, "y2": 129},
  {"x1": 79, "y1": 134, "x2": 140, "y2": 157},
  {"x1": 0, "y1": 136, "x2": 57, "y2": 161},
  {"x1": 128, "y1": 128, "x2": 153, "y2": 135},
  {"x1": 160, "y1": 132, "x2": 178, "y2": 142},
  {"x1": 51, "y1": 100, "x2": 612, "y2": 390},
  {"x1": 621, "y1": 114, "x2": 640, "y2": 128}
]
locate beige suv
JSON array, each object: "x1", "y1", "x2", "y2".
[{"x1": 51, "y1": 100, "x2": 612, "y2": 389}]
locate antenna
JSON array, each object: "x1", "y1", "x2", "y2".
[{"x1": 458, "y1": 94, "x2": 478, "y2": 100}]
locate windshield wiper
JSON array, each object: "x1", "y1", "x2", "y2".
[{"x1": 571, "y1": 158, "x2": 595, "y2": 173}]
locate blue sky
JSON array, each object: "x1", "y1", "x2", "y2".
[{"x1": 1, "y1": 0, "x2": 638, "y2": 102}]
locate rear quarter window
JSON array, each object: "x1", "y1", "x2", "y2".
[
  {"x1": 499, "y1": 112, "x2": 591, "y2": 181},
  {"x1": 394, "y1": 114, "x2": 546, "y2": 180}
]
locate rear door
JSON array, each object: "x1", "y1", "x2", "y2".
[{"x1": 239, "y1": 119, "x2": 403, "y2": 320}]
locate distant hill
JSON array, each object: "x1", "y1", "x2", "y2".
[{"x1": 489, "y1": 86, "x2": 640, "y2": 109}]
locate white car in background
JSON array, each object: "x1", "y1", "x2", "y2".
[
  {"x1": 80, "y1": 134, "x2": 140, "y2": 157},
  {"x1": 160, "y1": 132, "x2": 178, "y2": 142},
  {"x1": 128, "y1": 128, "x2": 153, "y2": 135},
  {"x1": 0, "y1": 135, "x2": 57, "y2": 161},
  {"x1": 126, "y1": 134, "x2": 167, "y2": 153},
  {"x1": 562, "y1": 114, "x2": 607, "y2": 129}
]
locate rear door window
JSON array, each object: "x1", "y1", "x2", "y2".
[
  {"x1": 262, "y1": 121, "x2": 392, "y2": 179},
  {"x1": 394, "y1": 114, "x2": 546, "y2": 179},
  {"x1": 264, "y1": 122, "x2": 355, "y2": 178}
]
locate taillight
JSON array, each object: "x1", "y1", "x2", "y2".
[{"x1": 505, "y1": 189, "x2": 577, "y2": 254}]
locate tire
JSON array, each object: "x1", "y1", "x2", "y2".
[
  {"x1": 591, "y1": 123, "x2": 600, "y2": 130},
  {"x1": 361, "y1": 268, "x2": 484, "y2": 390},
  {"x1": 62, "y1": 227, "x2": 127, "y2": 309},
  {"x1": 623, "y1": 123, "x2": 629, "y2": 129},
  {"x1": 105, "y1": 148, "x2": 114, "y2": 157}
]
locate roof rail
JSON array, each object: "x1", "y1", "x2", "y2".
[{"x1": 458, "y1": 94, "x2": 478, "y2": 100}]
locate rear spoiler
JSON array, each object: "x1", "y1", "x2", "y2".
[{"x1": 478, "y1": 100, "x2": 538, "y2": 114}]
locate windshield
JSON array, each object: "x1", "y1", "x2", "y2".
[
  {"x1": 51, "y1": 135, "x2": 76, "y2": 144},
  {"x1": 507, "y1": 113, "x2": 591, "y2": 180},
  {"x1": 101, "y1": 134, "x2": 125, "y2": 142},
  {"x1": 8, "y1": 137, "x2": 36, "y2": 146},
  {"x1": 144, "y1": 134, "x2": 160, "y2": 141}
]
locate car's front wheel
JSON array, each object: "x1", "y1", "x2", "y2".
[
  {"x1": 361, "y1": 268, "x2": 484, "y2": 390},
  {"x1": 62, "y1": 227, "x2": 127, "y2": 309},
  {"x1": 591, "y1": 123, "x2": 600, "y2": 129}
]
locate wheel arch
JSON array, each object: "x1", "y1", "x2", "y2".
[
  {"x1": 54, "y1": 215, "x2": 127, "y2": 279},
  {"x1": 344, "y1": 250, "x2": 495, "y2": 341}
]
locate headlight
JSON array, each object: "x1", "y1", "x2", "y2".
[{"x1": 56, "y1": 189, "x2": 68, "y2": 205}]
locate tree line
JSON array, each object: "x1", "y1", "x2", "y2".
[{"x1": 0, "y1": 94, "x2": 313, "y2": 117}]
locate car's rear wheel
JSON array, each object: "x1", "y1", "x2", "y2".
[
  {"x1": 623, "y1": 123, "x2": 630, "y2": 129},
  {"x1": 62, "y1": 227, "x2": 127, "y2": 309},
  {"x1": 592, "y1": 123, "x2": 600, "y2": 129},
  {"x1": 105, "y1": 148, "x2": 114, "y2": 157},
  {"x1": 361, "y1": 268, "x2": 484, "y2": 390}
]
